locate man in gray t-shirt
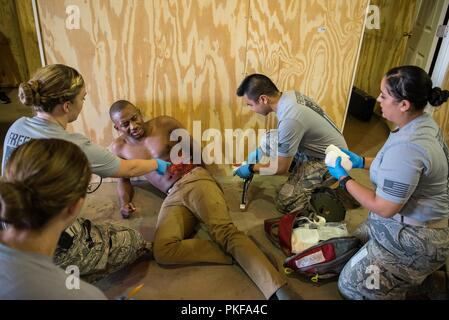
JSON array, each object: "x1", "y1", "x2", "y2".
[{"x1": 235, "y1": 74, "x2": 349, "y2": 213}]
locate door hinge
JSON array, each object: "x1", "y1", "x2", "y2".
[{"x1": 436, "y1": 25, "x2": 448, "y2": 38}]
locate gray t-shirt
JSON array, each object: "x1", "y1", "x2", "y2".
[
  {"x1": 2, "y1": 117, "x2": 120, "y2": 177},
  {"x1": 276, "y1": 91, "x2": 347, "y2": 159},
  {"x1": 370, "y1": 113, "x2": 449, "y2": 222},
  {"x1": 0, "y1": 243, "x2": 107, "y2": 300}
]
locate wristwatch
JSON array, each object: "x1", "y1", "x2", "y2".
[{"x1": 339, "y1": 176, "x2": 353, "y2": 191}]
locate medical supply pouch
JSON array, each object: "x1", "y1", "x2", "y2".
[
  {"x1": 264, "y1": 211, "x2": 360, "y2": 282},
  {"x1": 283, "y1": 236, "x2": 360, "y2": 281}
]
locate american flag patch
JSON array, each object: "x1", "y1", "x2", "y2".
[{"x1": 382, "y1": 179, "x2": 410, "y2": 199}]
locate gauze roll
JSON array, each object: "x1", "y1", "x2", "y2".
[{"x1": 325, "y1": 144, "x2": 353, "y2": 172}]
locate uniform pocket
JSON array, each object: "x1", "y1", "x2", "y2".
[{"x1": 397, "y1": 226, "x2": 426, "y2": 257}]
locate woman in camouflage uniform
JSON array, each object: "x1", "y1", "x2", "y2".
[{"x1": 328, "y1": 66, "x2": 449, "y2": 299}]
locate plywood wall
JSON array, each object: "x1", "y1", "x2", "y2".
[
  {"x1": 0, "y1": 0, "x2": 40, "y2": 86},
  {"x1": 0, "y1": 0, "x2": 28, "y2": 85},
  {"x1": 15, "y1": 0, "x2": 41, "y2": 77},
  {"x1": 246, "y1": 0, "x2": 369, "y2": 129},
  {"x1": 433, "y1": 67, "x2": 449, "y2": 144},
  {"x1": 37, "y1": 0, "x2": 368, "y2": 148},
  {"x1": 354, "y1": 0, "x2": 417, "y2": 99}
]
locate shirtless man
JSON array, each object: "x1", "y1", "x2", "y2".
[
  {"x1": 109, "y1": 100, "x2": 302, "y2": 300},
  {"x1": 108, "y1": 102, "x2": 182, "y2": 218}
]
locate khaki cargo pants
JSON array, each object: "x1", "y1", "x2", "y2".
[{"x1": 153, "y1": 167, "x2": 286, "y2": 299}]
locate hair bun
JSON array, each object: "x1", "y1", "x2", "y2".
[
  {"x1": 15, "y1": 181, "x2": 36, "y2": 197},
  {"x1": 429, "y1": 87, "x2": 449, "y2": 107},
  {"x1": 18, "y1": 80, "x2": 40, "y2": 107},
  {"x1": 0, "y1": 181, "x2": 32, "y2": 228}
]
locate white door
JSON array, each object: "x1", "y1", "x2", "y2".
[{"x1": 403, "y1": 0, "x2": 449, "y2": 71}]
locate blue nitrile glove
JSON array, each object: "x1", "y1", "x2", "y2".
[
  {"x1": 155, "y1": 159, "x2": 171, "y2": 175},
  {"x1": 234, "y1": 164, "x2": 253, "y2": 179},
  {"x1": 247, "y1": 148, "x2": 263, "y2": 164},
  {"x1": 327, "y1": 157, "x2": 348, "y2": 180},
  {"x1": 341, "y1": 149, "x2": 365, "y2": 169}
]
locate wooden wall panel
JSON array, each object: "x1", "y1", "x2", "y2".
[
  {"x1": 433, "y1": 67, "x2": 449, "y2": 144},
  {"x1": 354, "y1": 0, "x2": 417, "y2": 99},
  {"x1": 37, "y1": 0, "x2": 368, "y2": 149},
  {"x1": 0, "y1": 0, "x2": 28, "y2": 86},
  {"x1": 38, "y1": 0, "x2": 248, "y2": 146},
  {"x1": 245, "y1": 0, "x2": 369, "y2": 130},
  {"x1": 15, "y1": 0, "x2": 41, "y2": 76}
]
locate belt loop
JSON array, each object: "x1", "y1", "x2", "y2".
[{"x1": 401, "y1": 215, "x2": 404, "y2": 223}]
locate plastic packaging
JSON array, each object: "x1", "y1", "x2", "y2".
[
  {"x1": 291, "y1": 219, "x2": 349, "y2": 254},
  {"x1": 325, "y1": 144, "x2": 353, "y2": 172}
]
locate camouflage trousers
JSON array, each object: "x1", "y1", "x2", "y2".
[
  {"x1": 275, "y1": 153, "x2": 336, "y2": 214},
  {"x1": 54, "y1": 217, "x2": 152, "y2": 283},
  {"x1": 339, "y1": 212, "x2": 449, "y2": 300}
]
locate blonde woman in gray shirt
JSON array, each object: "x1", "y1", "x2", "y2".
[{"x1": 2, "y1": 64, "x2": 171, "y2": 282}]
